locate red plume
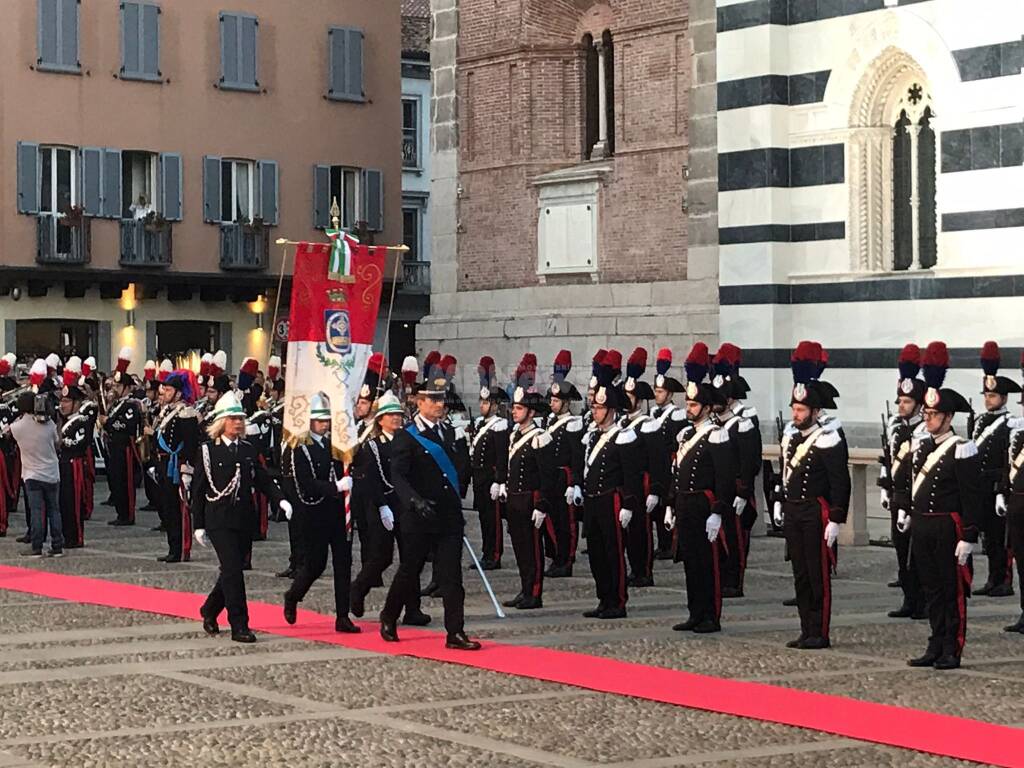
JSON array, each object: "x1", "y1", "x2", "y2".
[{"x1": 367, "y1": 352, "x2": 385, "y2": 375}]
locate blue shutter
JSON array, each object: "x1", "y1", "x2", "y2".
[
  {"x1": 121, "y1": 2, "x2": 140, "y2": 75},
  {"x1": 17, "y1": 142, "x2": 40, "y2": 215},
  {"x1": 329, "y1": 27, "x2": 364, "y2": 101},
  {"x1": 80, "y1": 147, "x2": 103, "y2": 217},
  {"x1": 240, "y1": 15, "x2": 258, "y2": 88},
  {"x1": 38, "y1": 0, "x2": 59, "y2": 66},
  {"x1": 313, "y1": 165, "x2": 330, "y2": 229},
  {"x1": 256, "y1": 160, "x2": 278, "y2": 226},
  {"x1": 59, "y1": 0, "x2": 79, "y2": 69},
  {"x1": 203, "y1": 155, "x2": 222, "y2": 223},
  {"x1": 219, "y1": 13, "x2": 238, "y2": 86},
  {"x1": 101, "y1": 148, "x2": 122, "y2": 219},
  {"x1": 160, "y1": 152, "x2": 183, "y2": 221},
  {"x1": 141, "y1": 3, "x2": 160, "y2": 77},
  {"x1": 362, "y1": 168, "x2": 383, "y2": 232}
]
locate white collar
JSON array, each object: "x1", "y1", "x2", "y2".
[
  {"x1": 221, "y1": 436, "x2": 236, "y2": 447},
  {"x1": 933, "y1": 429, "x2": 956, "y2": 445},
  {"x1": 416, "y1": 414, "x2": 438, "y2": 431}
]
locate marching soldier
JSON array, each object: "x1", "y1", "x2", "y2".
[
  {"x1": 267, "y1": 377, "x2": 286, "y2": 468},
  {"x1": 582, "y1": 350, "x2": 607, "y2": 432},
  {"x1": 711, "y1": 343, "x2": 762, "y2": 598},
  {"x1": 469, "y1": 356, "x2": 509, "y2": 570},
  {"x1": 149, "y1": 370, "x2": 201, "y2": 563},
  {"x1": 773, "y1": 341, "x2": 851, "y2": 650},
  {"x1": 57, "y1": 378, "x2": 92, "y2": 548},
  {"x1": 379, "y1": 359, "x2": 482, "y2": 650},
  {"x1": 193, "y1": 391, "x2": 290, "y2": 643},
  {"x1": 878, "y1": 344, "x2": 927, "y2": 619},
  {"x1": 502, "y1": 378, "x2": 556, "y2": 610},
  {"x1": 400, "y1": 355, "x2": 420, "y2": 417},
  {"x1": 1003, "y1": 355, "x2": 1024, "y2": 633},
  {"x1": 544, "y1": 350, "x2": 584, "y2": 577},
  {"x1": 641, "y1": 348, "x2": 686, "y2": 561},
  {"x1": 101, "y1": 349, "x2": 142, "y2": 527},
  {"x1": 239, "y1": 359, "x2": 274, "y2": 538},
  {"x1": 620, "y1": 348, "x2": 657, "y2": 587},
  {"x1": 201, "y1": 374, "x2": 230, "y2": 432},
  {"x1": 972, "y1": 341, "x2": 1018, "y2": 597},
  {"x1": 282, "y1": 392, "x2": 359, "y2": 633},
  {"x1": 350, "y1": 392, "x2": 431, "y2": 625},
  {"x1": 907, "y1": 341, "x2": 981, "y2": 669},
  {"x1": 580, "y1": 356, "x2": 642, "y2": 619},
  {"x1": 351, "y1": 354, "x2": 385, "y2": 563},
  {"x1": 665, "y1": 342, "x2": 735, "y2": 633}
]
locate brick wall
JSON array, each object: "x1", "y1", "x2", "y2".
[{"x1": 455, "y1": 0, "x2": 690, "y2": 292}]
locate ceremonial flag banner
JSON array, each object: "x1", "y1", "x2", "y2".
[{"x1": 284, "y1": 240, "x2": 387, "y2": 462}]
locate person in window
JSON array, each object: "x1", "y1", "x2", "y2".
[
  {"x1": 57, "y1": 381, "x2": 92, "y2": 549},
  {"x1": 193, "y1": 391, "x2": 289, "y2": 643},
  {"x1": 129, "y1": 194, "x2": 154, "y2": 221}
]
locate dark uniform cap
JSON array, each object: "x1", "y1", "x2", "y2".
[
  {"x1": 652, "y1": 348, "x2": 684, "y2": 393},
  {"x1": 980, "y1": 341, "x2": 1022, "y2": 397},
  {"x1": 478, "y1": 355, "x2": 509, "y2": 402},
  {"x1": 622, "y1": 347, "x2": 654, "y2": 401},
  {"x1": 922, "y1": 341, "x2": 971, "y2": 414},
  {"x1": 896, "y1": 343, "x2": 927, "y2": 403},
  {"x1": 547, "y1": 350, "x2": 582, "y2": 402}
]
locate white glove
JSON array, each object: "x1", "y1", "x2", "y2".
[
  {"x1": 996, "y1": 493, "x2": 1007, "y2": 518},
  {"x1": 531, "y1": 509, "x2": 546, "y2": 529},
  {"x1": 955, "y1": 540, "x2": 972, "y2": 566},
  {"x1": 147, "y1": 466, "x2": 157, "y2": 481},
  {"x1": 880, "y1": 489, "x2": 890, "y2": 510},
  {"x1": 379, "y1": 505, "x2": 394, "y2": 531},
  {"x1": 572, "y1": 486, "x2": 583, "y2": 506},
  {"x1": 705, "y1": 512, "x2": 722, "y2": 543},
  {"x1": 279, "y1": 500, "x2": 292, "y2": 520},
  {"x1": 773, "y1": 501, "x2": 783, "y2": 527},
  {"x1": 896, "y1": 509, "x2": 910, "y2": 533},
  {"x1": 181, "y1": 472, "x2": 192, "y2": 491},
  {"x1": 564, "y1": 486, "x2": 575, "y2": 505},
  {"x1": 733, "y1": 497, "x2": 747, "y2": 515},
  {"x1": 619, "y1": 508, "x2": 633, "y2": 528},
  {"x1": 337, "y1": 476, "x2": 353, "y2": 493},
  {"x1": 664, "y1": 506, "x2": 676, "y2": 529},
  {"x1": 490, "y1": 482, "x2": 501, "y2": 501},
  {"x1": 824, "y1": 521, "x2": 840, "y2": 547},
  {"x1": 194, "y1": 528, "x2": 210, "y2": 547},
  {"x1": 645, "y1": 495, "x2": 659, "y2": 514},
  {"x1": 498, "y1": 483, "x2": 507, "y2": 502}
]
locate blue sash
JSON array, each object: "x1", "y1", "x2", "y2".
[
  {"x1": 157, "y1": 432, "x2": 184, "y2": 485},
  {"x1": 407, "y1": 423, "x2": 460, "y2": 497}
]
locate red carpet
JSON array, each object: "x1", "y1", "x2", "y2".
[{"x1": 1, "y1": 563, "x2": 1022, "y2": 766}]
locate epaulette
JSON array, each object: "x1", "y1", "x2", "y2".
[
  {"x1": 784, "y1": 423, "x2": 798, "y2": 437},
  {"x1": 737, "y1": 418, "x2": 755, "y2": 433},
  {"x1": 640, "y1": 419, "x2": 662, "y2": 434},
  {"x1": 491, "y1": 418, "x2": 508, "y2": 432},
  {"x1": 180, "y1": 406, "x2": 197, "y2": 418},
  {"x1": 955, "y1": 439, "x2": 978, "y2": 460},
  {"x1": 741, "y1": 405, "x2": 758, "y2": 420},
  {"x1": 615, "y1": 428, "x2": 637, "y2": 445},
  {"x1": 817, "y1": 430, "x2": 841, "y2": 449},
  {"x1": 532, "y1": 431, "x2": 553, "y2": 449},
  {"x1": 565, "y1": 416, "x2": 583, "y2": 433},
  {"x1": 708, "y1": 427, "x2": 729, "y2": 444},
  {"x1": 820, "y1": 417, "x2": 842, "y2": 433},
  {"x1": 670, "y1": 409, "x2": 687, "y2": 422},
  {"x1": 1009, "y1": 416, "x2": 1024, "y2": 431},
  {"x1": 454, "y1": 426, "x2": 467, "y2": 441}
]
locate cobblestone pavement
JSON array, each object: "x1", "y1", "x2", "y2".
[{"x1": 1, "y1": 495, "x2": 1022, "y2": 767}]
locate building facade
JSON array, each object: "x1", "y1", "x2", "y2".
[
  {"x1": 0, "y1": 0, "x2": 401, "y2": 373},
  {"x1": 421, "y1": 0, "x2": 719, "y2": 393},
  {"x1": 716, "y1": 0, "x2": 1024, "y2": 441}
]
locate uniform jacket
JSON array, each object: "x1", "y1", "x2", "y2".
[
  {"x1": 391, "y1": 414, "x2": 465, "y2": 524},
  {"x1": 910, "y1": 430, "x2": 980, "y2": 541},
  {"x1": 469, "y1": 415, "x2": 509, "y2": 492},
  {"x1": 505, "y1": 422, "x2": 556, "y2": 513},
  {"x1": 544, "y1": 411, "x2": 584, "y2": 489},
  {"x1": 716, "y1": 403, "x2": 761, "y2": 502},
  {"x1": 581, "y1": 422, "x2": 643, "y2": 510},
  {"x1": 191, "y1": 437, "x2": 284, "y2": 532},
  {"x1": 640, "y1": 405, "x2": 687, "y2": 499},
  {"x1": 670, "y1": 419, "x2": 736, "y2": 516},
  {"x1": 972, "y1": 408, "x2": 1010, "y2": 490},
  {"x1": 780, "y1": 418, "x2": 851, "y2": 523},
  {"x1": 281, "y1": 434, "x2": 342, "y2": 519}
]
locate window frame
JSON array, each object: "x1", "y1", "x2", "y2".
[
  {"x1": 122, "y1": 150, "x2": 159, "y2": 219},
  {"x1": 220, "y1": 158, "x2": 256, "y2": 224},
  {"x1": 402, "y1": 97, "x2": 420, "y2": 170},
  {"x1": 120, "y1": 0, "x2": 162, "y2": 83},
  {"x1": 37, "y1": 0, "x2": 81, "y2": 75},
  {"x1": 330, "y1": 165, "x2": 361, "y2": 230},
  {"x1": 402, "y1": 206, "x2": 420, "y2": 261},
  {"x1": 219, "y1": 11, "x2": 260, "y2": 93},
  {"x1": 38, "y1": 145, "x2": 78, "y2": 215}
]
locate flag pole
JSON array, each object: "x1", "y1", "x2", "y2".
[
  {"x1": 266, "y1": 244, "x2": 290, "y2": 362},
  {"x1": 274, "y1": 237, "x2": 409, "y2": 252}
]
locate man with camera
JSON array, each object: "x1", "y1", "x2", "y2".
[{"x1": 8, "y1": 388, "x2": 63, "y2": 557}]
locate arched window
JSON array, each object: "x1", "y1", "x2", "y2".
[
  {"x1": 582, "y1": 29, "x2": 614, "y2": 160},
  {"x1": 849, "y1": 51, "x2": 938, "y2": 272}
]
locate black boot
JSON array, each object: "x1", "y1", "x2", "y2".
[
  {"x1": 1004, "y1": 613, "x2": 1024, "y2": 632},
  {"x1": 887, "y1": 602, "x2": 914, "y2": 618}
]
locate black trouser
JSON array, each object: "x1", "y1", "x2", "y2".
[
  {"x1": 544, "y1": 467, "x2": 577, "y2": 566},
  {"x1": 655, "y1": 497, "x2": 673, "y2": 554},
  {"x1": 473, "y1": 481, "x2": 503, "y2": 563},
  {"x1": 891, "y1": 492, "x2": 923, "y2": 611},
  {"x1": 204, "y1": 528, "x2": 253, "y2": 632},
  {"x1": 287, "y1": 505, "x2": 307, "y2": 572},
  {"x1": 107, "y1": 443, "x2": 137, "y2": 524},
  {"x1": 912, "y1": 514, "x2": 970, "y2": 658},
  {"x1": 676, "y1": 492, "x2": 722, "y2": 623},
  {"x1": 626, "y1": 503, "x2": 654, "y2": 581},
  {"x1": 59, "y1": 456, "x2": 87, "y2": 547},
  {"x1": 784, "y1": 499, "x2": 833, "y2": 641},
  {"x1": 584, "y1": 492, "x2": 628, "y2": 611},
  {"x1": 351, "y1": 511, "x2": 422, "y2": 616},
  {"x1": 506, "y1": 493, "x2": 544, "y2": 600},
  {"x1": 721, "y1": 502, "x2": 745, "y2": 592},
  {"x1": 1008, "y1": 498, "x2": 1024, "y2": 611},
  {"x1": 158, "y1": 472, "x2": 190, "y2": 561},
  {"x1": 286, "y1": 512, "x2": 352, "y2": 617},
  {"x1": 980, "y1": 489, "x2": 1011, "y2": 587},
  {"x1": 382, "y1": 511, "x2": 465, "y2": 636}
]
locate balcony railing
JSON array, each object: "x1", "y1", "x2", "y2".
[
  {"x1": 402, "y1": 133, "x2": 419, "y2": 169},
  {"x1": 402, "y1": 259, "x2": 431, "y2": 294},
  {"x1": 37, "y1": 214, "x2": 91, "y2": 265},
  {"x1": 219, "y1": 223, "x2": 269, "y2": 271},
  {"x1": 120, "y1": 219, "x2": 173, "y2": 267}
]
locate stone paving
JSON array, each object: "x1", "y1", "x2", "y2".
[{"x1": 0, "y1": 494, "x2": 1022, "y2": 767}]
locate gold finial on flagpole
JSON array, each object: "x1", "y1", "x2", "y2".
[{"x1": 330, "y1": 197, "x2": 341, "y2": 231}]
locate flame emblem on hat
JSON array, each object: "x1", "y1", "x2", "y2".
[
  {"x1": 793, "y1": 383, "x2": 807, "y2": 402},
  {"x1": 925, "y1": 388, "x2": 940, "y2": 408},
  {"x1": 900, "y1": 379, "x2": 914, "y2": 395},
  {"x1": 686, "y1": 381, "x2": 699, "y2": 400},
  {"x1": 595, "y1": 388, "x2": 607, "y2": 405}
]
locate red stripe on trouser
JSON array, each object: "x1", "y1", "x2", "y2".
[
  {"x1": 126, "y1": 447, "x2": 136, "y2": 523},
  {"x1": 1006, "y1": 548, "x2": 1015, "y2": 587},
  {"x1": 818, "y1": 498, "x2": 834, "y2": 640},
  {"x1": 951, "y1": 513, "x2": 971, "y2": 656},
  {"x1": 84, "y1": 447, "x2": 95, "y2": 520},
  {"x1": 72, "y1": 458, "x2": 85, "y2": 545},
  {"x1": 181, "y1": 498, "x2": 192, "y2": 561},
  {"x1": 532, "y1": 525, "x2": 544, "y2": 598},
  {"x1": 561, "y1": 466, "x2": 578, "y2": 562},
  {"x1": 613, "y1": 493, "x2": 626, "y2": 609},
  {"x1": 0, "y1": 458, "x2": 8, "y2": 534}
]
